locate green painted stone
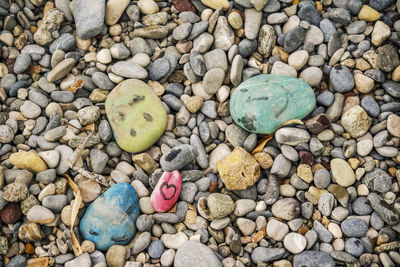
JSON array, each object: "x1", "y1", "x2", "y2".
[
  {"x1": 106, "y1": 79, "x2": 167, "y2": 153},
  {"x1": 230, "y1": 74, "x2": 316, "y2": 134}
]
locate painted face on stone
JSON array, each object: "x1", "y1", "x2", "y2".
[
  {"x1": 230, "y1": 74, "x2": 316, "y2": 134},
  {"x1": 80, "y1": 183, "x2": 140, "y2": 251}
]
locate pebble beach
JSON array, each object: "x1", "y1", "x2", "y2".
[{"x1": 0, "y1": 0, "x2": 400, "y2": 267}]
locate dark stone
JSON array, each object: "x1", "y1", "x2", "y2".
[
  {"x1": 284, "y1": 27, "x2": 306, "y2": 53},
  {"x1": 298, "y1": 5, "x2": 322, "y2": 26}
]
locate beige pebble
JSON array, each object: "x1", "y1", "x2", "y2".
[{"x1": 26, "y1": 205, "x2": 55, "y2": 224}]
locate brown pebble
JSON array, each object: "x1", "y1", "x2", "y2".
[{"x1": 0, "y1": 203, "x2": 22, "y2": 224}]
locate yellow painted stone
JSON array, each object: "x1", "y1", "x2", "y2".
[
  {"x1": 9, "y1": 151, "x2": 47, "y2": 173},
  {"x1": 216, "y1": 147, "x2": 260, "y2": 190},
  {"x1": 358, "y1": 5, "x2": 380, "y2": 21},
  {"x1": 201, "y1": 0, "x2": 230, "y2": 10}
]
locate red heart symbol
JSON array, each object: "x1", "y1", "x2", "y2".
[{"x1": 160, "y1": 182, "x2": 177, "y2": 201}]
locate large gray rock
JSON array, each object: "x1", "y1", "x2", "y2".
[
  {"x1": 293, "y1": 251, "x2": 335, "y2": 267},
  {"x1": 74, "y1": 0, "x2": 105, "y2": 39},
  {"x1": 174, "y1": 241, "x2": 221, "y2": 267}
]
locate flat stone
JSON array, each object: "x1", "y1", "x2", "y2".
[
  {"x1": 284, "y1": 232, "x2": 306, "y2": 254},
  {"x1": 174, "y1": 241, "x2": 221, "y2": 267},
  {"x1": 293, "y1": 251, "x2": 335, "y2": 267},
  {"x1": 271, "y1": 198, "x2": 300, "y2": 220},
  {"x1": 9, "y1": 151, "x2": 47, "y2": 173},
  {"x1": 150, "y1": 171, "x2": 182, "y2": 212},
  {"x1": 266, "y1": 218, "x2": 289, "y2": 241},
  {"x1": 368, "y1": 193, "x2": 399, "y2": 225},
  {"x1": 74, "y1": 0, "x2": 105, "y2": 39},
  {"x1": 230, "y1": 74, "x2": 315, "y2": 134},
  {"x1": 105, "y1": 79, "x2": 167, "y2": 153},
  {"x1": 47, "y1": 58, "x2": 76, "y2": 83},
  {"x1": 330, "y1": 158, "x2": 355, "y2": 187},
  {"x1": 111, "y1": 61, "x2": 148, "y2": 79},
  {"x1": 251, "y1": 247, "x2": 285, "y2": 264}
]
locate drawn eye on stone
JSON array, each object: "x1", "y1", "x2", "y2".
[
  {"x1": 240, "y1": 89, "x2": 248, "y2": 92},
  {"x1": 118, "y1": 112, "x2": 125, "y2": 121},
  {"x1": 252, "y1": 97, "x2": 269, "y2": 101},
  {"x1": 111, "y1": 234, "x2": 128, "y2": 242},
  {"x1": 89, "y1": 230, "x2": 99, "y2": 236},
  {"x1": 132, "y1": 95, "x2": 145, "y2": 103},
  {"x1": 143, "y1": 112, "x2": 153, "y2": 121},
  {"x1": 126, "y1": 202, "x2": 137, "y2": 214}
]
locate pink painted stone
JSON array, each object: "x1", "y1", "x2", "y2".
[{"x1": 150, "y1": 170, "x2": 182, "y2": 212}]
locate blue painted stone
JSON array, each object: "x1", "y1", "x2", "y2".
[
  {"x1": 230, "y1": 74, "x2": 316, "y2": 134},
  {"x1": 80, "y1": 183, "x2": 140, "y2": 251}
]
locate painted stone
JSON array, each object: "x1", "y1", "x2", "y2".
[
  {"x1": 230, "y1": 74, "x2": 316, "y2": 134},
  {"x1": 80, "y1": 183, "x2": 140, "y2": 251},
  {"x1": 105, "y1": 79, "x2": 167, "y2": 153},
  {"x1": 150, "y1": 170, "x2": 182, "y2": 212}
]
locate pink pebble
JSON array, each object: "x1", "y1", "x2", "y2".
[{"x1": 150, "y1": 170, "x2": 182, "y2": 212}]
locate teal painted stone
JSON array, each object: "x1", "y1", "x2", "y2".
[{"x1": 230, "y1": 74, "x2": 316, "y2": 134}]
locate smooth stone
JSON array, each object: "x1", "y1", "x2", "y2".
[
  {"x1": 293, "y1": 251, "x2": 335, "y2": 267},
  {"x1": 275, "y1": 128, "x2": 311, "y2": 146},
  {"x1": 74, "y1": 0, "x2": 105, "y2": 39},
  {"x1": 207, "y1": 193, "x2": 235, "y2": 219},
  {"x1": 330, "y1": 158, "x2": 355, "y2": 187},
  {"x1": 174, "y1": 241, "x2": 221, "y2": 267},
  {"x1": 47, "y1": 58, "x2": 76, "y2": 82},
  {"x1": 105, "y1": 79, "x2": 167, "y2": 153},
  {"x1": 267, "y1": 218, "x2": 289, "y2": 241},
  {"x1": 214, "y1": 16, "x2": 234, "y2": 51},
  {"x1": 329, "y1": 65, "x2": 354, "y2": 93},
  {"x1": 65, "y1": 253, "x2": 91, "y2": 267},
  {"x1": 159, "y1": 144, "x2": 195, "y2": 171},
  {"x1": 251, "y1": 247, "x2": 286, "y2": 263},
  {"x1": 341, "y1": 218, "x2": 368, "y2": 237},
  {"x1": 150, "y1": 171, "x2": 182, "y2": 212},
  {"x1": 283, "y1": 232, "x2": 307, "y2": 254},
  {"x1": 105, "y1": 0, "x2": 130, "y2": 25},
  {"x1": 244, "y1": 8, "x2": 262, "y2": 40},
  {"x1": 111, "y1": 61, "x2": 148, "y2": 79},
  {"x1": 271, "y1": 198, "x2": 300, "y2": 220},
  {"x1": 230, "y1": 74, "x2": 316, "y2": 134},
  {"x1": 26, "y1": 205, "x2": 54, "y2": 224},
  {"x1": 368, "y1": 193, "x2": 399, "y2": 225},
  {"x1": 9, "y1": 151, "x2": 47, "y2": 173},
  {"x1": 80, "y1": 183, "x2": 140, "y2": 251}
]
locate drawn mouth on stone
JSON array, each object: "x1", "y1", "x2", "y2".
[
  {"x1": 160, "y1": 182, "x2": 177, "y2": 200},
  {"x1": 111, "y1": 234, "x2": 128, "y2": 242}
]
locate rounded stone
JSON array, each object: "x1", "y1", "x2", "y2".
[
  {"x1": 330, "y1": 158, "x2": 356, "y2": 187},
  {"x1": 80, "y1": 183, "x2": 140, "y2": 251},
  {"x1": 174, "y1": 241, "x2": 222, "y2": 267},
  {"x1": 230, "y1": 74, "x2": 316, "y2": 134},
  {"x1": 105, "y1": 79, "x2": 167, "y2": 153},
  {"x1": 329, "y1": 65, "x2": 354, "y2": 93},
  {"x1": 341, "y1": 105, "x2": 372, "y2": 138},
  {"x1": 283, "y1": 232, "x2": 307, "y2": 254}
]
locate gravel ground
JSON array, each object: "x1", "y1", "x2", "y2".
[{"x1": 0, "y1": 0, "x2": 400, "y2": 266}]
